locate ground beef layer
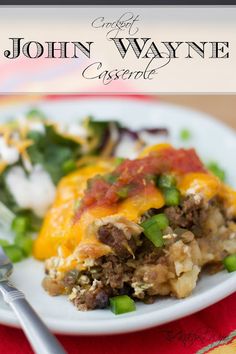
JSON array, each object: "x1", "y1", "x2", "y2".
[{"x1": 42, "y1": 195, "x2": 236, "y2": 311}]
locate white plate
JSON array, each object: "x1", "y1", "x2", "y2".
[{"x1": 0, "y1": 97, "x2": 235, "y2": 335}]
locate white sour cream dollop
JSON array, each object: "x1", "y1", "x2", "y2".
[
  {"x1": 0, "y1": 137, "x2": 19, "y2": 165},
  {"x1": 6, "y1": 165, "x2": 56, "y2": 217}
]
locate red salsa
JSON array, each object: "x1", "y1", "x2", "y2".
[{"x1": 75, "y1": 147, "x2": 205, "y2": 219}]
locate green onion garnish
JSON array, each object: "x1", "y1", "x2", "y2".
[
  {"x1": 142, "y1": 223, "x2": 163, "y2": 247},
  {"x1": 115, "y1": 157, "x2": 125, "y2": 166},
  {"x1": 110, "y1": 295, "x2": 136, "y2": 315},
  {"x1": 207, "y1": 162, "x2": 226, "y2": 182},
  {"x1": 152, "y1": 214, "x2": 169, "y2": 230},
  {"x1": 163, "y1": 188, "x2": 180, "y2": 206},
  {"x1": 116, "y1": 186, "x2": 129, "y2": 199},
  {"x1": 223, "y1": 254, "x2": 236, "y2": 272},
  {"x1": 157, "y1": 174, "x2": 176, "y2": 189},
  {"x1": 104, "y1": 174, "x2": 118, "y2": 184},
  {"x1": 141, "y1": 214, "x2": 168, "y2": 247},
  {"x1": 74, "y1": 200, "x2": 81, "y2": 211},
  {"x1": 180, "y1": 129, "x2": 191, "y2": 141}
]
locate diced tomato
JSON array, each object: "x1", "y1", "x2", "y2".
[
  {"x1": 161, "y1": 148, "x2": 205, "y2": 173},
  {"x1": 75, "y1": 147, "x2": 205, "y2": 219}
]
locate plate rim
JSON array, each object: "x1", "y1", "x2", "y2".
[{"x1": 0, "y1": 271, "x2": 235, "y2": 335}]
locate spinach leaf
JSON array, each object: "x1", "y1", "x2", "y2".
[
  {"x1": 86, "y1": 117, "x2": 120, "y2": 154},
  {"x1": 27, "y1": 124, "x2": 81, "y2": 184}
]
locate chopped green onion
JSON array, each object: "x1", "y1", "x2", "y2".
[
  {"x1": 11, "y1": 216, "x2": 30, "y2": 235},
  {"x1": 3, "y1": 245, "x2": 24, "y2": 263},
  {"x1": 62, "y1": 159, "x2": 77, "y2": 174},
  {"x1": 146, "y1": 174, "x2": 156, "y2": 182},
  {"x1": 157, "y1": 174, "x2": 176, "y2": 189},
  {"x1": 0, "y1": 239, "x2": 10, "y2": 247},
  {"x1": 141, "y1": 216, "x2": 165, "y2": 247},
  {"x1": 110, "y1": 295, "x2": 136, "y2": 315},
  {"x1": 180, "y1": 129, "x2": 191, "y2": 141},
  {"x1": 141, "y1": 214, "x2": 169, "y2": 231},
  {"x1": 74, "y1": 200, "x2": 81, "y2": 211},
  {"x1": 142, "y1": 223, "x2": 164, "y2": 247},
  {"x1": 14, "y1": 235, "x2": 33, "y2": 256},
  {"x1": 152, "y1": 214, "x2": 169, "y2": 230},
  {"x1": 140, "y1": 218, "x2": 156, "y2": 230},
  {"x1": 223, "y1": 254, "x2": 236, "y2": 272},
  {"x1": 115, "y1": 157, "x2": 125, "y2": 166},
  {"x1": 207, "y1": 162, "x2": 226, "y2": 182},
  {"x1": 104, "y1": 174, "x2": 118, "y2": 184},
  {"x1": 163, "y1": 188, "x2": 180, "y2": 206},
  {"x1": 117, "y1": 186, "x2": 129, "y2": 199}
]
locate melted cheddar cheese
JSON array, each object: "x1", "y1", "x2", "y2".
[
  {"x1": 34, "y1": 144, "x2": 236, "y2": 268},
  {"x1": 138, "y1": 143, "x2": 172, "y2": 157},
  {"x1": 178, "y1": 173, "x2": 221, "y2": 200},
  {"x1": 33, "y1": 159, "x2": 115, "y2": 260},
  {"x1": 178, "y1": 172, "x2": 236, "y2": 214},
  {"x1": 118, "y1": 189, "x2": 164, "y2": 221}
]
